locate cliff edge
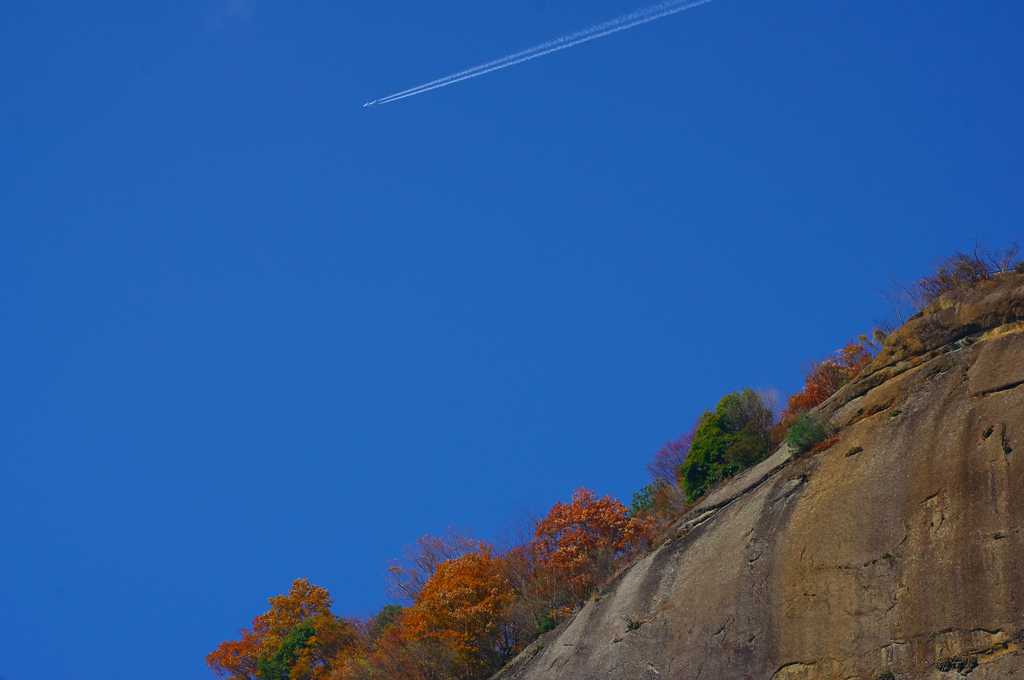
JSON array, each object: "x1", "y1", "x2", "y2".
[{"x1": 497, "y1": 273, "x2": 1024, "y2": 680}]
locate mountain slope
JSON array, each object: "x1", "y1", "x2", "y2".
[{"x1": 497, "y1": 274, "x2": 1024, "y2": 680}]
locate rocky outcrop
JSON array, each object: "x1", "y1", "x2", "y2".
[{"x1": 497, "y1": 274, "x2": 1024, "y2": 680}]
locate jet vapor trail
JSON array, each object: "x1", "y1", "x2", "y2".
[{"x1": 365, "y1": 0, "x2": 715, "y2": 107}]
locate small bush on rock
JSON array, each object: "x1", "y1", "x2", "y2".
[
  {"x1": 936, "y1": 654, "x2": 978, "y2": 673},
  {"x1": 533, "y1": 610, "x2": 559, "y2": 636},
  {"x1": 784, "y1": 414, "x2": 833, "y2": 454}
]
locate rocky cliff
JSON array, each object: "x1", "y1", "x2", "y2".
[{"x1": 497, "y1": 274, "x2": 1024, "y2": 680}]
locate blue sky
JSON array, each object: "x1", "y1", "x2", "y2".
[{"x1": 1, "y1": 1, "x2": 1022, "y2": 679}]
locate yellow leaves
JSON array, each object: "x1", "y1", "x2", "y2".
[{"x1": 261, "y1": 578, "x2": 334, "y2": 639}]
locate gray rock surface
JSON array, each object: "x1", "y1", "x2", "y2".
[{"x1": 496, "y1": 274, "x2": 1024, "y2": 680}]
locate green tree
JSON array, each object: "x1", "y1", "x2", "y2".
[
  {"x1": 679, "y1": 389, "x2": 775, "y2": 502},
  {"x1": 257, "y1": 622, "x2": 316, "y2": 680},
  {"x1": 628, "y1": 483, "x2": 659, "y2": 517},
  {"x1": 723, "y1": 421, "x2": 770, "y2": 472}
]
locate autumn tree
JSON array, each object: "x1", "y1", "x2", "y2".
[
  {"x1": 916, "y1": 242, "x2": 1015, "y2": 303},
  {"x1": 337, "y1": 539, "x2": 522, "y2": 680},
  {"x1": 287, "y1": 615, "x2": 359, "y2": 680},
  {"x1": 208, "y1": 579, "x2": 355, "y2": 680},
  {"x1": 385, "y1": 527, "x2": 477, "y2": 605},
  {"x1": 492, "y1": 508, "x2": 567, "y2": 636},
  {"x1": 779, "y1": 339, "x2": 874, "y2": 426},
  {"x1": 366, "y1": 605, "x2": 404, "y2": 643},
  {"x1": 258, "y1": 623, "x2": 318, "y2": 680},
  {"x1": 333, "y1": 613, "x2": 457, "y2": 680},
  {"x1": 207, "y1": 625, "x2": 264, "y2": 680},
  {"x1": 404, "y1": 544, "x2": 524, "y2": 679},
  {"x1": 533, "y1": 488, "x2": 655, "y2": 607}
]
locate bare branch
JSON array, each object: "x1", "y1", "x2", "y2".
[{"x1": 384, "y1": 526, "x2": 477, "y2": 604}]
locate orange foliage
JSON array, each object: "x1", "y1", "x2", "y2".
[
  {"x1": 290, "y1": 616, "x2": 359, "y2": 680},
  {"x1": 333, "y1": 546, "x2": 520, "y2": 680},
  {"x1": 333, "y1": 614, "x2": 454, "y2": 680},
  {"x1": 533, "y1": 488, "x2": 655, "y2": 606},
  {"x1": 331, "y1": 490, "x2": 655, "y2": 679},
  {"x1": 262, "y1": 578, "x2": 334, "y2": 642},
  {"x1": 207, "y1": 579, "x2": 354, "y2": 680},
  {"x1": 495, "y1": 536, "x2": 565, "y2": 632},
  {"x1": 223, "y1": 490, "x2": 660, "y2": 680},
  {"x1": 206, "y1": 626, "x2": 264, "y2": 680},
  {"x1": 404, "y1": 544, "x2": 520, "y2": 677},
  {"x1": 780, "y1": 339, "x2": 874, "y2": 425}
]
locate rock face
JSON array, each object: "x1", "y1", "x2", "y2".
[{"x1": 498, "y1": 274, "x2": 1024, "y2": 680}]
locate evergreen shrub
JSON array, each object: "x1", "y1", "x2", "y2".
[
  {"x1": 679, "y1": 389, "x2": 774, "y2": 502},
  {"x1": 784, "y1": 414, "x2": 832, "y2": 454}
]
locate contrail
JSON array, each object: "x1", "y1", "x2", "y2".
[{"x1": 365, "y1": 0, "x2": 716, "y2": 107}]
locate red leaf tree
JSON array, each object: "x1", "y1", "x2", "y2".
[
  {"x1": 780, "y1": 339, "x2": 874, "y2": 426},
  {"x1": 533, "y1": 488, "x2": 655, "y2": 606}
]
